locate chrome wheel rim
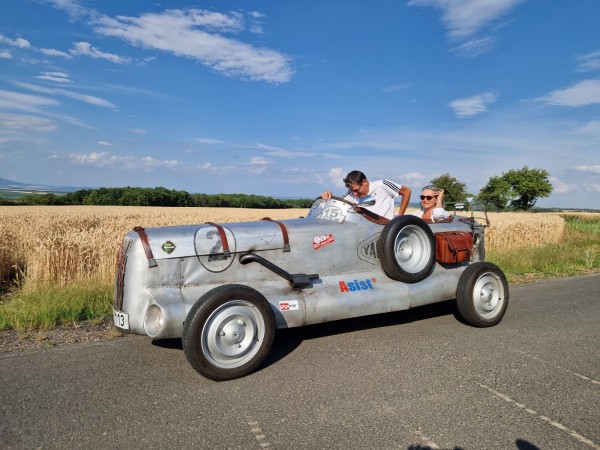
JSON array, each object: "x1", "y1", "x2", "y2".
[
  {"x1": 474, "y1": 272, "x2": 505, "y2": 318},
  {"x1": 201, "y1": 300, "x2": 265, "y2": 368},
  {"x1": 393, "y1": 225, "x2": 431, "y2": 273}
]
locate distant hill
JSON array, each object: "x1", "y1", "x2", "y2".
[
  {"x1": 0, "y1": 178, "x2": 82, "y2": 193},
  {"x1": 0, "y1": 178, "x2": 29, "y2": 188}
]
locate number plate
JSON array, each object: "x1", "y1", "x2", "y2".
[{"x1": 113, "y1": 309, "x2": 130, "y2": 330}]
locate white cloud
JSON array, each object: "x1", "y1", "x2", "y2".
[
  {"x1": 449, "y1": 92, "x2": 498, "y2": 118},
  {"x1": 92, "y1": 9, "x2": 293, "y2": 83},
  {"x1": 196, "y1": 162, "x2": 215, "y2": 171},
  {"x1": 52, "y1": 151, "x2": 182, "y2": 170},
  {"x1": 40, "y1": 48, "x2": 73, "y2": 59},
  {"x1": 0, "y1": 50, "x2": 11, "y2": 59},
  {"x1": 70, "y1": 41, "x2": 131, "y2": 64},
  {"x1": 0, "y1": 112, "x2": 57, "y2": 132},
  {"x1": 549, "y1": 176, "x2": 573, "y2": 194},
  {"x1": 452, "y1": 36, "x2": 496, "y2": 57},
  {"x1": 0, "y1": 33, "x2": 31, "y2": 48},
  {"x1": 255, "y1": 143, "x2": 343, "y2": 159},
  {"x1": 140, "y1": 156, "x2": 181, "y2": 168},
  {"x1": 11, "y1": 81, "x2": 116, "y2": 109},
  {"x1": 0, "y1": 89, "x2": 59, "y2": 113},
  {"x1": 535, "y1": 79, "x2": 600, "y2": 107},
  {"x1": 585, "y1": 184, "x2": 600, "y2": 192},
  {"x1": 188, "y1": 137, "x2": 225, "y2": 144},
  {"x1": 328, "y1": 168, "x2": 346, "y2": 188},
  {"x1": 574, "y1": 165, "x2": 600, "y2": 174},
  {"x1": 46, "y1": 0, "x2": 89, "y2": 20},
  {"x1": 248, "y1": 156, "x2": 274, "y2": 174},
  {"x1": 573, "y1": 120, "x2": 600, "y2": 137},
  {"x1": 97, "y1": 140, "x2": 112, "y2": 146},
  {"x1": 408, "y1": 0, "x2": 522, "y2": 39},
  {"x1": 35, "y1": 72, "x2": 72, "y2": 84},
  {"x1": 402, "y1": 172, "x2": 427, "y2": 182},
  {"x1": 130, "y1": 128, "x2": 147, "y2": 134},
  {"x1": 576, "y1": 49, "x2": 600, "y2": 72},
  {"x1": 408, "y1": 0, "x2": 522, "y2": 56}
]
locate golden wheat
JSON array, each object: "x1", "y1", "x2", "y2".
[
  {"x1": 0, "y1": 206, "x2": 309, "y2": 289},
  {"x1": 483, "y1": 212, "x2": 566, "y2": 251},
  {"x1": 0, "y1": 206, "x2": 574, "y2": 288}
]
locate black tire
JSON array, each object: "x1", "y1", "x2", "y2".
[
  {"x1": 456, "y1": 262, "x2": 509, "y2": 327},
  {"x1": 376, "y1": 215, "x2": 436, "y2": 283},
  {"x1": 183, "y1": 284, "x2": 275, "y2": 381}
]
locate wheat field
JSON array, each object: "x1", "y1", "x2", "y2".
[{"x1": 0, "y1": 206, "x2": 571, "y2": 288}]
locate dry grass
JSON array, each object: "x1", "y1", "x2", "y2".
[
  {"x1": 0, "y1": 206, "x2": 308, "y2": 289},
  {"x1": 1, "y1": 206, "x2": 585, "y2": 289},
  {"x1": 484, "y1": 212, "x2": 566, "y2": 251}
]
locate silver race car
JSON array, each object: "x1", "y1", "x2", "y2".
[{"x1": 113, "y1": 196, "x2": 508, "y2": 381}]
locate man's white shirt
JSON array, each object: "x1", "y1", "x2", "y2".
[{"x1": 342, "y1": 179, "x2": 401, "y2": 219}]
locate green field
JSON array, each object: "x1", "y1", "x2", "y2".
[{"x1": 0, "y1": 216, "x2": 598, "y2": 331}]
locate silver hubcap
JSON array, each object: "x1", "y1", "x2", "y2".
[
  {"x1": 474, "y1": 272, "x2": 504, "y2": 318},
  {"x1": 202, "y1": 300, "x2": 265, "y2": 368},
  {"x1": 394, "y1": 225, "x2": 431, "y2": 273}
]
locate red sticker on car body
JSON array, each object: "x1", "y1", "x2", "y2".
[{"x1": 313, "y1": 234, "x2": 334, "y2": 250}]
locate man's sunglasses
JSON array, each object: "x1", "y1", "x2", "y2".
[{"x1": 420, "y1": 195, "x2": 438, "y2": 201}]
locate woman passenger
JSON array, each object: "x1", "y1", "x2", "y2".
[{"x1": 413, "y1": 185, "x2": 449, "y2": 223}]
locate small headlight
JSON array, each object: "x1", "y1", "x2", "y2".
[{"x1": 144, "y1": 304, "x2": 164, "y2": 337}]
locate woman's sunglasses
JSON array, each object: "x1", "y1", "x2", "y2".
[{"x1": 420, "y1": 195, "x2": 438, "y2": 201}]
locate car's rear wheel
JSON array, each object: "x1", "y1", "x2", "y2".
[
  {"x1": 377, "y1": 215, "x2": 436, "y2": 283},
  {"x1": 183, "y1": 285, "x2": 275, "y2": 381},
  {"x1": 456, "y1": 262, "x2": 509, "y2": 327}
]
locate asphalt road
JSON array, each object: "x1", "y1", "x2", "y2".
[{"x1": 1, "y1": 273, "x2": 599, "y2": 450}]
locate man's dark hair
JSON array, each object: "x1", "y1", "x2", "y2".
[{"x1": 343, "y1": 170, "x2": 366, "y2": 187}]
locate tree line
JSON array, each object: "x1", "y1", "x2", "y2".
[
  {"x1": 3, "y1": 187, "x2": 314, "y2": 209},
  {"x1": 1, "y1": 166, "x2": 554, "y2": 211}
]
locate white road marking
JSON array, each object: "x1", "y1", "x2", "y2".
[
  {"x1": 514, "y1": 349, "x2": 600, "y2": 385},
  {"x1": 246, "y1": 417, "x2": 272, "y2": 448},
  {"x1": 476, "y1": 382, "x2": 599, "y2": 449},
  {"x1": 413, "y1": 429, "x2": 441, "y2": 449}
]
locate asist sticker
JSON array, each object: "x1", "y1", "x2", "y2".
[
  {"x1": 279, "y1": 300, "x2": 299, "y2": 311},
  {"x1": 339, "y1": 278, "x2": 376, "y2": 292},
  {"x1": 313, "y1": 234, "x2": 334, "y2": 250}
]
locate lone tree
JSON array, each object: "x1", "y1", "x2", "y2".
[
  {"x1": 430, "y1": 173, "x2": 468, "y2": 204},
  {"x1": 478, "y1": 166, "x2": 553, "y2": 211},
  {"x1": 477, "y1": 176, "x2": 512, "y2": 211}
]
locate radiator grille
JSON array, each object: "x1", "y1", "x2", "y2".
[{"x1": 113, "y1": 237, "x2": 133, "y2": 310}]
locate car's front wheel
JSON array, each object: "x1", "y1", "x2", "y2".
[
  {"x1": 183, "y1": 285, "x2": 275, "y2": 381},
  {"x1": 456, "y1": 262, "x2": 509, "y2": 327}
]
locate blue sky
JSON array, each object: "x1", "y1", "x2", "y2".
[{"x1": 0, "y1": 0, "x2": 599, "y2": 209}]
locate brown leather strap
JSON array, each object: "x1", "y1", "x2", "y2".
[
  {"x1": 133, "y1": 226, "x2": 157, "y2": 268},
  {"x1": 205, "y1": 222, "x2": 231, "y2": 258},
  {"x1": 261, "y1": 218, "x2": 291, "y2": 252}
]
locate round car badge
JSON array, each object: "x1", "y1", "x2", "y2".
[{"x1": 161, "y1": 240, "x2": 176, "y2": 254}]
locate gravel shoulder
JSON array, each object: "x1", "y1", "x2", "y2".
[{"x1": 0, "y1": 318, "x2": 125, "y2": 352}]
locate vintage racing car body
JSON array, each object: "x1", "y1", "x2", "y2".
[{"x1": 113, "y1": 196, "x2": 508, "y2": 381}]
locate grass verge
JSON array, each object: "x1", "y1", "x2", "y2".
[
  {"x1": 487, "y1": 216, "x2": 600, "y2": 283},
  {"x1": 1, "y1": 217, "x2": 598, "y2": 332},
  {"x1": 0, "y1": 280, "x2": 112, "y2": 331}
]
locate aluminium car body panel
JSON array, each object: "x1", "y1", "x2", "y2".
[{"x1": 114, "y1": 198, "x2": 480, "y2": 340}]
